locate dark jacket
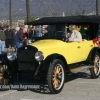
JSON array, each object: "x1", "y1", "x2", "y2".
[
  {"x1": 13, "y1": 30, "x2": 23, "y2": 42},
  {"x1": 29, "y1": 29, "x2": 37, "y2": 39},
  {"x1": 4, "y1": 29, "x2": 13, "y2": 40}
]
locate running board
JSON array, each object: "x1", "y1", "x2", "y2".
[{"x1": 70, "y1": 65, "x2": 93, "y2": 73}]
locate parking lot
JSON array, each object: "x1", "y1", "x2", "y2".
[{"x1": 0, "y1": 70, "x2": 100, "y2": 100}]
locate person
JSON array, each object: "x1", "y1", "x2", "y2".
[
  {"x1": 13, "y1": 27, "x2": 24, "y2": 49},
  {"x1": 43, "y1": 25, "x2": 56, "y2": 37},
  {"x1": 23, "y1": 25, "x2": 29, "y2": 45},
  {"x1": 80, "y1": 26, "x2": 86, "y2": 38},
  {"x1": 68, "y1": 25, "x2": 82, "y2": 42},
  {"x1": 4, "y1": 25, "x2": 15, "y2": 52},
  {"x1": 0, "y1": 28, "x2": 6, "y2": 54},
  {"x1": 29, "y1": 26, "x2": 37, "y2": 39},
  {"x1": 37, "y1": 25, "x2": 42, "y2": 37}
]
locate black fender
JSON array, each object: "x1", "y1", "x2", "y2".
[
  {"x1": 87, "y1": 47, "x2": 100, "y2": 64},
  {"x1": 40, "y1": 53, "x2": 70, "y2": 73}
]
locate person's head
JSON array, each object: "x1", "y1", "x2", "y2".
[
  {"x1": 69, "y1": 25, "x2": 76, "y2": 32},
  {"x1": 6, "y1": 25, "x2": 11, "y2": 30},
  {"x1": 24, "y1": 25, "x2": 28, "y2": 29},
  {"x1": 15, "y1": 27, "x2": 20, "y2": 32}
]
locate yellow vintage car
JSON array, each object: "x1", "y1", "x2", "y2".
[{"x1": 0, "y1": 16, "x2": 100, "y2": 94}]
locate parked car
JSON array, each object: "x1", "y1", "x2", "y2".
[{"x1": 0, "y1": 16, "x2": 100, "y2": 94}]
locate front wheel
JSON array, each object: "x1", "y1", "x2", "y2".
[
  {"x1": 90, "y1": 52, "x2": 100, "y2": 78},
  {"x1": 0, "y1": 64, "x2": 12, "y2": 85},
  {"x1": 47, "y1": 59, "x2": 65, "y2": 94}
]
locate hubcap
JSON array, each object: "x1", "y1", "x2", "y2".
[{"x1": 52, "y1": 64, "x2": 64, "y2": 90}]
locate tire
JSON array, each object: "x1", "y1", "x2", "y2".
[
  {"x1": 47, "y1": 59, "x2": 65, "y2": 94},
  {"x1": 90, "y1": 52, "x2": 100, "y2": 78},
  {"x1": 0, "y1": 64, "x2": 12, "y2": 85}
]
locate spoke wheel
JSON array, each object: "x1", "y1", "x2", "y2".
[
  {"x1": 90, "y1": 52, "x2": 100, "y2": 78},
  {"x1": 94, "y1": 55, "x2": 100, "y2": 75},
  {"x1": 53, "y1": 65, "x2": 64, "y2": 90},
  {"x1": 47, "y1": 59, "x2": 65, "y2": 94},
  {"x1": 0, "y1": 65, "x2": 10, "y2": 85}
]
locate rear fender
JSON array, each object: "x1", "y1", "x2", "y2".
[{"x1": 87, "y1": 47, "x2": 100, "y2": 64}]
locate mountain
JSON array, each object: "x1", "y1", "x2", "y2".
[{"x1": 0, "y1": 0, "x2": 100, "y2": 20}]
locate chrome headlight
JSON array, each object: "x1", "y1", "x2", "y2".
[
  {"x1": 7, "y1": 51, "x2": 16, "y2": 61},
  {"x1": 35, "y1": 51, "x2": 44, "y2": 62}
]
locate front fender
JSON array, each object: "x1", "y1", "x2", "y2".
[{"x1": 42, "y1": 53, "x2": 70, "y2": 72}]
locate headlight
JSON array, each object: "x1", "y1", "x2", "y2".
[
  {"x1": 35, "y1": 51, "x2": 44, "y2": 62},
  {"x1": 7, "y1": 51, "x2": 16, "y2": 61}
]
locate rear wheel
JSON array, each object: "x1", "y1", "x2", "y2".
[
  {"x1": 47, "y1": 59, "x2": 65, "y2": 94},
  {"x1": 90, "y1": 52, "x2": 100, "y2": 78}
]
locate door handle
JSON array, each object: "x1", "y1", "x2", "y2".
[
  {"x1": 77, "y1": 46, "x2": 81, "y2": 48},
  {"x1": 90, "y1": 45, "x2": 93, "y2": 47}
]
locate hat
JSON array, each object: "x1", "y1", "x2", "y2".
[{"x1": 69, "y1": 25, "x2": 76, "y2": 30}]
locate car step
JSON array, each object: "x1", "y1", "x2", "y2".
[{"x1": 70, "y1": 65, "x2": 93, "y2": 73}]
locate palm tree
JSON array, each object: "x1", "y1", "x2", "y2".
[
  {"x1": 9, "y1": 0, "x2": 12, "y2": 27},
  {"x1": 96, "y1": 0, "x2": 98, "y2": 15},
  {"x1": 26, "y1": 0, "x2": 30, "y2": 22}
]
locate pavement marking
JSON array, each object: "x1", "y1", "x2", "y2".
[{"x1": 0, "y1": 90, "x2": 17, "y2": 97}]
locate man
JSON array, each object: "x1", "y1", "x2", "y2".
[
  {"x1": 4, "y1": 25, "x2": 15, "y2": 52},
  {"x1": 0, "y1": 28, "x2": 6, "y2": 54},
  {"x1": 68, "y1": 25, "x2": 82, "y2": 42},
  {"x1": 23, "y1": 25, "x2": 29, "y2": 45},
  {"x1": 13, "y1": 27, "x2": 23, "y2": 49}
]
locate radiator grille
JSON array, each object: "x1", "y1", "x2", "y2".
[{"x1": 18, "y1": 50, "x2": 35, "y2": 62}]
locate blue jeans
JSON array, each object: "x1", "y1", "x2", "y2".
[
  {"x1": 0, "y1": 41, "x2": 5, "y2": 53},
  {"x1": 38, "y1": 33, "x2": 42, "y2": 37},
  {"x1": 14, "y1": 41, "x2": 22, "y2": 49}
]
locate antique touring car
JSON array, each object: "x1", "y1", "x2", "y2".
[{"x1": 0, "y1": 16, "x2": 100, "y2": 94}]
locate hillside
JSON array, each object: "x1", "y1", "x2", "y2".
[{"x1": 0, "y1": 0, "x2": 100, "y2": 20}]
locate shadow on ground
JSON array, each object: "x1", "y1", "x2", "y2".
[{"x1": 0, "y1": 71, "x2": 91, "y2": 94}]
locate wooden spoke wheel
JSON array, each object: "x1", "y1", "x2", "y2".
[
  {"x1": 94, "y1": 55, "x2": 100, "y2": 75},
  {"x1": 0, "y1": 65, "x2": 10, "y2": 85},
  {"x1": 47, "y1": 59, "x2": 65, "y2": 94},
  {"x1": 90, "y1": 52, "x2": 100, "y2": 78}
]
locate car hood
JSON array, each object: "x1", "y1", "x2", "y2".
[{"x1": 30, "y1": 39, "x2": 65, "y2": 50}]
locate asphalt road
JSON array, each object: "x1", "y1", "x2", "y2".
[{"x1": 0, "y1": 70, "x2": 100, "y2": 100}]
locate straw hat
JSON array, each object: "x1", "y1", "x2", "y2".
[{"x1": 69, "y1": 25, "x2": 76, "y2": 30}]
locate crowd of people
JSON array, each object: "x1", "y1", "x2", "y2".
[{"x1": 0, "y1": 25, "x2": 45, "y2": 54}]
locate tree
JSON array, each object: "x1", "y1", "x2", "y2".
[
  {"x1": 9, "y1": 0, "x2": 12, "y2": 27},
  {"x1": 81, "y1": 10, "x2": 86, "y2": 15},
  {"x1": 96, "y1": 0, "x2": 98, "y2": 15},
  {"x1": 24, "y1": 15, "x2": 36, "y2": 24},
  {"x1": 26, "y1": 0, "x2": 30, "y2": 22}
]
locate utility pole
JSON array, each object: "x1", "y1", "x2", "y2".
[
  {"x1": 96, "y1": 0, "x2": 98, "y2": 15},
  {"x1": 26, "y1": 0, "x2": 30, "y2": 22},
  {"x1": 9, "y1": 0, "x2": 12, "y2": 27}
]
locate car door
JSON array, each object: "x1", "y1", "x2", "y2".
[
  {"x1": 81, "y1": 40, "x2": 94, "y2": 60},
  {"x1": 68, "y1": 42, "x2": 82, "y2": 64}
]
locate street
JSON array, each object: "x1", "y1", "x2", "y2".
[{"x1": 0, "y1": 70, "x2": 100, "y2": 100}]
